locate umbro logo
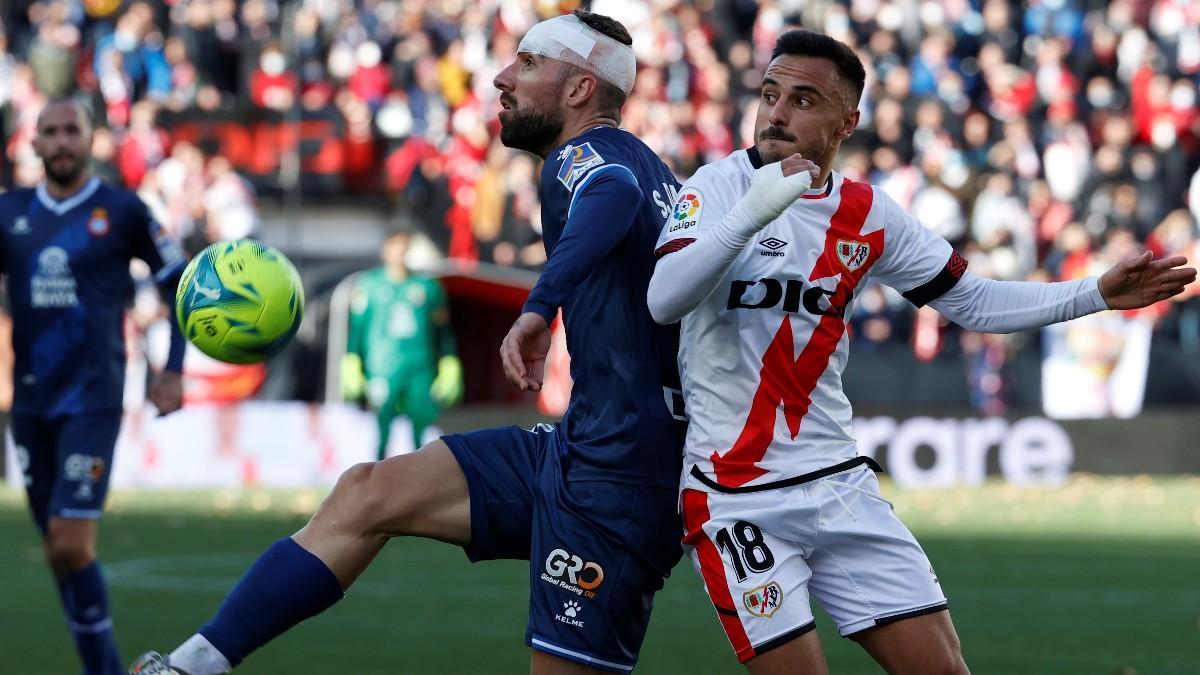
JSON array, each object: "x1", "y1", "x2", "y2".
[{"x1": 759, "y1": 237, "x2": 787, "y2": 257}]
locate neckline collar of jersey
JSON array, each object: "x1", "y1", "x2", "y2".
[
  {"x1": 744, "y1": 147, "x2": 835, "y2": 199},
  {"x1": 36, "y1": 177, "x2": 101, "y2": 216},
  {"x1": 563, "y1": 124, "x2": 620, "y2": 144}
]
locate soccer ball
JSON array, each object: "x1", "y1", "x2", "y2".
[{"x1": 176, "y1": 240, "x2": 305, "y2": 364}]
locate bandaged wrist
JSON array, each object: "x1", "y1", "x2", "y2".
[{"x1": 741, "y1": 162, "x2": 814, "y2": 227}]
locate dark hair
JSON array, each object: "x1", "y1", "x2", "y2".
[
  {"x1": 573, "y1": 9, "x2": 633, "y2": 46},
  {"x1": 572, "y1": 9, "x2": 632, "y2": 116},
  {"x1": 771, "y1": 30, "x2": 866, "y2": 105}
]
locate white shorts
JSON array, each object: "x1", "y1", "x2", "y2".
[{"x1": 681, "y1": 465, "x2": 947, "y2": 663}]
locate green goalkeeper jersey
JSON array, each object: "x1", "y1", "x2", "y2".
[{"x1": 347, "y1": 269, "x2": 454, "y2": 378}]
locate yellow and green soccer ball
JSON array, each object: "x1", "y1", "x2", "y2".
[{"x1": 176, "y1": 240, "x2": 305, "y2": 364}]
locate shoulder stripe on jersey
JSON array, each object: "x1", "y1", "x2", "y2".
[
  {"x1": 902, "y1": 251, "x2": 968, "y2": 307},
  {"x1": 566, "y1": 163, "x2": 638, "y2": 220},
  {"x1": 654, "y1": 237, "x2": 695, "y2": 259},
  {"x1": 35, "y1": 177, "x2": 101, "y2": 215}
]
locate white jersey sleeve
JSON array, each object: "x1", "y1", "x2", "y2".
[
  {"x1": 868, "y1": 189, "x2": 966, "y2": 306},
  {"x1": 649, "y1": 166, "x2": 759, "y2": 324},
  {"x1": 868, "y1": 189, "x2": 1108, "y2": 331},
  {"x1": 653, "y1": 165, "x2": 742, "y2": 255},
  {"x1": 929, "y1": 272, "x2": 1108, "y2": 333}
]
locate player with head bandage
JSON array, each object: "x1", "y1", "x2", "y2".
[
  {"x1": 648, "y1": 28, "x2": 1195, "y2": 674},
  {"x1": 131, "y1": 10, "x2": 688, "y2": 675}
]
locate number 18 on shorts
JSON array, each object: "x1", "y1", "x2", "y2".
[{"x1": 681, "y1": 467, "x2": 948, "y2": 663}]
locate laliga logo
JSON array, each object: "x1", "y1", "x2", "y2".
[
  {"x1": 674, "y1": 192, "x2": 700, "y2": 220},
  {"x1": 544, "y1": 548, "x2": 605, "y2": 596},
  {"x1": 667, "y1": 190, "x2": 703, "y2": 233}
]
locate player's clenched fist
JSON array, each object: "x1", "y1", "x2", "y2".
[{"x1": 741, "y1": 152, "x2": 821, "y2": 228}]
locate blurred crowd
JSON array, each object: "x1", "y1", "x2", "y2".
[{"x1": 0, "y1": 0, "x2": 1198, "y2": 414}]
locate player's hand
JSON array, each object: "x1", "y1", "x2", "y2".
[
  {"x1": 1098, "y1": 252, "x2": 1196, "y2": 310},
  {"x1": 780, "y1": 153, "x2": 821, "y2": 182},
  {"x1": 500, "y1": 312, "x2": 551, "y2": 392},
  {"x1": 742, "y1": 153, "x2": 821, "y2": 228},
  {"x1": 148, "y1": 370, "x2": 183, "y2": 417}
]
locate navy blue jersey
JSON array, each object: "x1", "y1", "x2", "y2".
[
  {"x1": 0, "y1": 178, "x2": 186, "y2": 415},
  {"x1": 523, "y1": 126, "x2": 686, "y2": 488}
]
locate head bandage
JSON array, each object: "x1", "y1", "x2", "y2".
[{"x1": 517, "y1": 14, "x2": 637, "y2": 96}]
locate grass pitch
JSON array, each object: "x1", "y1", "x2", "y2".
[{"x1": 1, "y1": 476, "x2": 1197, "y2": 674}]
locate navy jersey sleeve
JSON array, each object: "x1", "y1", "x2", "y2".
[
  {"x1": 522, "y1": 164, "x2": 644, "y2": 323},
  {"x1": 125, "y1": 197, "x2": 186, "y2": 281},
  {"x1": 122, "y1": 195, "x2": 188, "y2": 371}
]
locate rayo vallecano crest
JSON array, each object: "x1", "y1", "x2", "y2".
[
  {"x1": 743, "y1": 581, "x2": 784, "y2": 618},
  {"x1": 835, "y1": 239, "x2": 870, "y2": 272}
]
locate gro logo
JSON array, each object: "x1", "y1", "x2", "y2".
[{"x1": 544, "y1": 548, "x2": 605, "y2": 593}]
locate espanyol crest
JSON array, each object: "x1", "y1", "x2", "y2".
[
  {"x1": 87, "y1": 208, "x2": 110, "y2": 236},
  {"x1": 835, "y1": 239, "x2": 870, "y2": 272},
  {"x1": 556, "y1": 142, "x2": 605, "y2": 190}
]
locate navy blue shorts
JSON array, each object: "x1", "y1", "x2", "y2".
[
  {"x1": 11, "y1": 410, "x2": 123, "y2": 533},
  {"x1": 443, "y1": 424, "x2": 681, "y2": 672}
]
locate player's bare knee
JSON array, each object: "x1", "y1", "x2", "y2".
[
  {"x1": 44, "y1": 534, "x2": 95, "y2": 574},
  {"x1": 314, "y1": 462, "x2": 380, "y2": 528},
  {"x1": 323, "y1": 459, "x2": 420, "y2": 535}
]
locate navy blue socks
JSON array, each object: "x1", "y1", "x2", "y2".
[
  {"x1": 198, "y1": 537, "x2": 344, "y2": 667},
  {"x1": 58, "y1": 562, "x2": 123, "y2": 674}
]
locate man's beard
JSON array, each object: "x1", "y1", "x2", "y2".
[
  {"x1": 43, "y1": 154, "x2": 87, "y2": 187},
  {"x1": 499, "y1": 106, "x2": 566, "y2": 156}
]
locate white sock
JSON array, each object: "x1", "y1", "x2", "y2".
[{"x1": 170, "y1": 634, "x2": 233, "y2": 675}]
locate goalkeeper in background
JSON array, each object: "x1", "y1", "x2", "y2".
[{"x1": 341, "y1": 229, "x2": 462, "y2": 459}]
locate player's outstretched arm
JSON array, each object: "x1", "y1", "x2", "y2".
[
  {"x1": 928, "y1": 254, "x2": 1196, "y2": 334},
  {"x1": 648, "y1": 154, "x2": 818, "y2": 324},
  {"x1": 1097, "y1": 252, "x2": 1196, "y2": 310}
]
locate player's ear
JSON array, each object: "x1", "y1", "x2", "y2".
[
  {"x1": 836, "y1": 108, "x2": 860, "y2": 141},
  {"x1": 30, "y1": 131, "x2": 46, "y2": 158},
  {"x1": 564, "y1": 70, "x2": 598, "y2": 110}
]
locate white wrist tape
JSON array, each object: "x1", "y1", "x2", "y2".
[
  {"x1": 518, "y1": 14, "x2": 637, "y2": 95},
  {"x1": 741, "y1": 161, "x2": 814, "y2": 228}
]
